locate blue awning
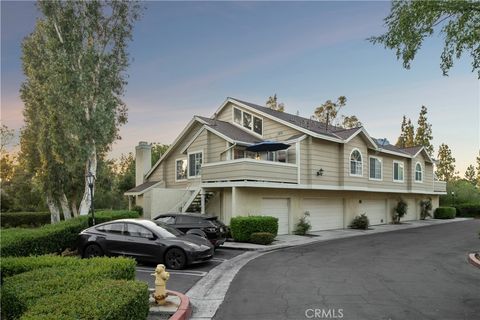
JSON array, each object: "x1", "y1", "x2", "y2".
[{"x1": 246, "y1": 141, "x2": 290, "y2": 152}]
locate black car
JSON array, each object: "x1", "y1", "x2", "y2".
[
  {"x1": 153, "y1": 213, "x2": 227, "y2": 248},
  {"x1": 78, "y1": 219, "x2": 214, "y2": 269}
]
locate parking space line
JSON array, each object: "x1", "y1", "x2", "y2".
[
  {"x1": 210, "y1": 258, "x2": 227, "y2": 262},
  {"x1": 136, "y1": 268, "x2": 208, "y2": 277}
]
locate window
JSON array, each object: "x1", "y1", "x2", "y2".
[
  {"x1": 188, "y1": 152, "x2": 202, "y2": 177},
  {"x1": 277, "y1": 150, "x2": 287, "y2": 163},
  {"x1": 97, "y1": 223, "x2": 124, "y2": 235},
  {"x1": 415, "y1": 162, "x2": 423, "y2": 182},
  {"x1": 233, "y1": 108, "x2": 242, "y2": 125},
  {"x1": 175, "y1": 159, "x2": 187, "y2": 181},
  {"x1": 393, "y1": 161, "x2": 404, "y2": 182},
  {"x1": 267, "y1": 151, "x2": 276, "y2": 161},
  {"x1": 350, "y1": 149, "x2": 363, "y2": 176},
  {"x1": 369, "y1": 157, "x2": 382, "y2": 180},
  {"x1": 253, "y1": 116, "x2": 263, "y2": 135},
  {"x1": 233, "y1": 148, "x2": 245, "y2": 159},
  {"x1": 176, "y1": 215, "x2": 202, "y2": 224},
  {"x1": 126, "y1": 223, "x2": 154, "y2": 238},
  {"x1": 232, "y1": 107, "x2": 263, "y2": 136},
  {"x1": 156, "y1": 216, "x2": 175, "y2": 224},
  {"x1": 243, "y1": 112, "x2": 252, "y2": 130}
]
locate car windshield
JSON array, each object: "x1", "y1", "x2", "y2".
[{"x1": 151, "y1": 221, "x2": 183, "y2": 237}]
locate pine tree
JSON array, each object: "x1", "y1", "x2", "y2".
[
  {"x1": 395, "y1": 116, "x2": 408, "y2": 148},
  {"x1": 405, "y1": 118, "x2": 415, "y2": 147},
  {"x1": 414, "y1": 105, "x2": 434, "y2": 156},
  {"x1": 435, "y1": 143, "x2": 456, "y2": 181},
  {"x1": 266, "y1": 94, "x2": 285, "y2": 112},
  {"x1": 464, "y1": 165, "x2": 476, "y2": 184},
  {"x1": 314, "y1": 96, "x2": 347, "y2": 125}
]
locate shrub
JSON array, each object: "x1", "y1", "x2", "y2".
[
  {"x1": 454, "y1": 203, "x2": 480, "y2": 218},
  {"x1": 250, "y1": 232, "x2": 275, "y2": 245},
  {"x1": 0, "y1": 210, "x2": 139, "y2": 257},
  {"x1": 393, "y1": 198, "x2": 408, "y2": 224},
  {"x1": 294, "y1": 211, "x2": 312, "y2": 235},
  {"x1": 20, "y1": 279, "x2": 149, "y2": 320},
  {"x1": 419, "y1": 199, "x2": 433, "y2": 220},
  {"x1": 1, "y1": 257, "x2": 136, "y2": 319},
  {"x1": 0, "y1": 212, "x2": 51, "y2": 228},
  {"x1": 230, "y1": 216, "x2": 278, "y2": 242},
  {"x1": 132, "y1": 205, "x2": 144, "y2": 216},
  {"x1": 434, "y1": 207, "x2": 456, "y2": 219},
  {"x1": 350, "y1": 214, "x2": 369, "y2": 230}
]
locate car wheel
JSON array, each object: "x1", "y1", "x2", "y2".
[
  {"x1": 83, "y1": 244, "x2": 104, "y2": 258},
  {"x1": 164, "y1": 248, "x2": 187, "y2": 270}
]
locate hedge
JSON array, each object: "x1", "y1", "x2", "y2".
[
  {"x1": 230, "y1": 216, "x2": 278, "y2": 242},
  {"x1": 20, "y1": 279, "x2": 149, "y2": 320},
  {"x1": 434, "y1": 207, "x2": 456, "y2": 219},
  {"x1": 1, "y1": 257, "x2": 137, "y2": 319},
  {"x1": 0, "y1": 212, "x2": 51, "y2": 228},
  {"x1": 250, "y1": 232, "x2": 275, "y2": 245},
  {"x1": 454, "y1": 203, "x2": 480, "y2": 218},
  {"x1": 0, "y1": 210, "x2": 139, "y2": 257}
]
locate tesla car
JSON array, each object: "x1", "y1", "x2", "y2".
[
  {"x1": 78, "y1": 219, "x2": 214, "y2": 269},
  {"x1": 153, "y1": 213, "x2": 227, "y2": 248}
]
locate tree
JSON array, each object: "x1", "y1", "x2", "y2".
[
  {"x1": 313, "y1": 96, "x2": 347, "y2": 126},
  {"x1": 476, "y1": 151, "x2": 480, "y2": 186},
  {"x1": 20, "y1": 1, "x2": 142, "y2": 219},
  {"x1": 436, "y1": 143, "x2": 457, "y2": 181},
  {"x1": 341, "y1": 115, "x2": 362, "y2": 129},
  {"x1": 0, "y1": 124, "x2": 14, "y2": 155},
  {"x1": 395, "y1": 116, "x2": 408, "y2": 148},
  {"x1": 414, "y1": 106, "x2": 434, "y2": 156},
  {"x1": 464, "y1": 164, "x2": 476, "y2": 184},
  {"x1": 370, "y1": 0, "x2": 480, "y2": 78},
  {"x1": 266, "y1": 94, "x2": 285, "y2": 112},
  {"x1": 152, "y1": 143, "x2": 169, "y2": 164},
  {"x1": 395, "y1": 116, "x2": 415, "y2": 148}
]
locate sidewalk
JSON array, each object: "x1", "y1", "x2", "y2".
[{"x1": 222, "y1": 218, "x2": 473, "y2": 251}]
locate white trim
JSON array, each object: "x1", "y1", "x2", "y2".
[
  {"x1": 174, "y1": 158, "x2": 188, "y2": 182},
  {"x1": 296, "y1": 141, "x2": 301, "y2": 184},
  {"x1": 200, "y1": 181, "x2": 446, "y2": 195},
  {"x1": 349, "y1": 148, "x2": 363, "y2": 177},
  {"x1": 203, "y1": 125, "x2": 252, "y2": 146},
  {"x1": 284, "y1": 134, "x2": 308, "y2": 144},
  {"x1": 345, "y1": 127, "x2": 378, "y2": 149},
  {"x1": 413, "y1": 147, "x2": 434, "y2": 163},
  {"x1": 123, "y1": 181, "x2": 163, "y2": 196},
  {"x1": 187, "y1": 150, "x2": 204, "y2": 179},
  {"x1": 376, "y1": 148, "x2": 411, "y2": 158},
  {"x1": 368, "y1": 156, "x2": 383, "y2": 181},
  {"x1": 202, "y1": 158, "x2": 298, "y2": 168},
  {"x1": 180, "y1": 125, "x2": 208, "y2": 154},
  {"x1": 231, "y1": 106, "x2": 264, "y2": 138},
  {"x1": 414, "y1": 162, "x2": 423, "y2": 183},
  {"x1": 393, "y1": 160, "x2": 405, "y2": 183}
]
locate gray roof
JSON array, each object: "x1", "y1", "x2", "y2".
[
  {"x1": 399, "y1": 146, "x2": 424, "y2": 156},
  {"x1": 373, "y1": 139, "x2": 411, "y2": 155},
  {"x1": 196, "y1": 116, "x2": 263, "y2": 145},
  {"x1": 124, "y1": 181, "x2": 160, "y2": 195}
]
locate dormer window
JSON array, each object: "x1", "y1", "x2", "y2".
[{"x1": 232, "y1": 107, "x2": 263, "y2": 136}]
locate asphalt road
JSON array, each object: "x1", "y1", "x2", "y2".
[
  {"x1": 215, "y1": 220, "x2": 480, "y2": 320},
  {"x1": 135, "y1": 248, "x2": 244, "y2": 293}
]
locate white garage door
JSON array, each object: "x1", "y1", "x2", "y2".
[
  {"x1": 404, "y1": 199, "x2": 417, "y2": 221},
  {"x1": 360, "y1": 200, "x2": 387, "y2": 225},
  {"x1": 303, "y1": 198, "x2": 344, "y2": 231},
  {"x1": 261, "y1": 198, "x2": 289, "y2": 235}
]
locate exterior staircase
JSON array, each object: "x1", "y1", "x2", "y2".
[{"x1": 183, "y1": 190, "x2": 216, "y2": 213}]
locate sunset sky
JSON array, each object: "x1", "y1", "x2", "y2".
[{"x1": 1, "y1": 1, "x2": 478, "y2": 175}]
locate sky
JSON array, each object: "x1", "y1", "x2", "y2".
[{"x1": 1, "y1": 1, "x2": 479, "y2": 176}]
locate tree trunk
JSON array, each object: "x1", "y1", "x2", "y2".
[
  {"x1": 47, "y1": 196, "x2": 61, "y2": 224},
  {"x1": 79, "y1": 148, "x2": 97, "y2": 215},
  {"x1": 71, "y1": 196, "x2": 79, "y2": 217},
  {"x1": 60, "y1": 192, "x2": 72, "y2": 220}
]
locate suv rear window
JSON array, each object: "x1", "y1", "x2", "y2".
[{"x1": 175, "y1": 215, "x2": 202, "y2": 224}]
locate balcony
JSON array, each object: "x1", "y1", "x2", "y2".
[
  {"x1": 201, "y1": 159, "x2": 298, "y2": 184},
  {"x1": 433, "y1": 180, "x2": 447, "y2": 193}
]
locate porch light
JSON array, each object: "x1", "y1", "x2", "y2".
[
  {"x1": 86, "y1": 171, "x2": 96, "y2": 226},
  {"x1": 317, "y1": 168, "x2": 324, "y2": 176}
]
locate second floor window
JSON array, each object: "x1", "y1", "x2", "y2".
[
  {"x1": 415, "y1": 163, "x2": 423, "y2": 182},
  {"x1": 176, "y1": 159, "x2": 187, "y2": 181},
  {"x1": 350, "y1": 149, "x2": 363, "y2": 176},
  {"x1": 233, "y1": 107, "x2": 263, "y2": 136},
  {"x1": 188, "y1": 152, "x2": 202, "y2": 178},
  {"x1": 393, "y1": 161, "x2": 404, "y2": 182},
  {"x1": 369, "y1": 157, "x2": 382, "y2": 180}
]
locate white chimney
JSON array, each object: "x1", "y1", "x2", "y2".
[{"x1": 135, "y1": 141, "x2": 152, "y2": 186}]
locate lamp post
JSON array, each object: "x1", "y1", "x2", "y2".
[
  {"x1": 86, "y1": 171, "x2": 95, "y2": 226},
  {"x1": 451, "y1": 191, "x2": 455, "y2": 207}
]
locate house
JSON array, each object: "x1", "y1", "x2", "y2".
[{"x1": 125, "y1": 97, "x2": 447, "y2": 234}]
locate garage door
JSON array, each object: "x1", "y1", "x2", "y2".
[
  {"x1": 360, "y1": 200, "x2": 387, "y2": 225},
  {"x1": 404, "y1": 199, "x2": 417, "y2": 221},
  {"x1": 303, "y1": 198, "x2": 343, "y2": 231},
  {"x1": 261, "y1": 198, "x2": 289, "y2": 235}
]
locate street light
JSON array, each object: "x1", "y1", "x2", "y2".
[
  {"x1": 451, "y1": 191, "x2": 455, "y2": 207},
  {"x1": 86, "y1": 171, "x2": 95, "y2": 226}
]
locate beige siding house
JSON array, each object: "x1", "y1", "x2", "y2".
[{"x1": 125, "y1": 97, "x2": 447, "y2": 234}]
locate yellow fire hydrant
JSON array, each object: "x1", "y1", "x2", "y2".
[{"x1": 151, "y1": 264, "x2": 170, "y2": 305}]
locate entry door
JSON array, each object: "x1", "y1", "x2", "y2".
[
  {"x1": 359, "y1": 200, "x2": 387, "y2": 225},
  {"x1": 303, "y1": 198, "x2": 344, "y2": 231},
  {"x1": 261, "y1": 198, "x2": 289, "y2": 235}
]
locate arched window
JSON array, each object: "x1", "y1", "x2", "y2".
[
  {"x1": 350, "y1": 149, "x2": 363, "y2": 176},
  {"x1": 415, "y1": 162, "x2": 423, "y2": 182}
]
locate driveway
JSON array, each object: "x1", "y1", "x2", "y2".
[
  {"x1": 136, "y1": 248, "x2": 244, "y2": 293},
  {"x1": 215, "y1": 220, "x2": 480, "y2": 320}
]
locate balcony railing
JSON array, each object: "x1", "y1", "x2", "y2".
[
  {"x1": 201, "y1": 159, "x2": 298, "y2": 184},
  {"x1": 433, "y1": 180, "x2": 447, "y2": 193}
]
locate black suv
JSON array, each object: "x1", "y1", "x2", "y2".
[{"x1": 153, "y1": 213, "x2": 227, "y2": 248}]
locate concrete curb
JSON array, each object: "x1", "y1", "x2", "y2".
[
  {"x1": 468, "y1": 253, "x2": 480, "y2": 269},
  {"x1": 168, "y1": 290, "x2": 192, "y2": 320}
]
